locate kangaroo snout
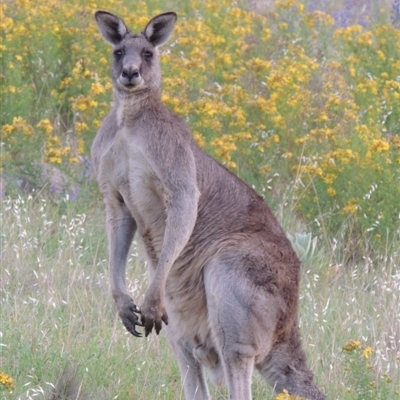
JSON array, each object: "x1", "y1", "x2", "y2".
[{"x1": 120, "y1": 66, "x2": 141, "y2": 87}]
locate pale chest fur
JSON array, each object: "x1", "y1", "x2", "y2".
[
  {"x1": 96, "y1": 124, "x2": 210, "y2": 341},
  {"x1": 96, "y1": 126, "x2": 167, "y2": 260}
]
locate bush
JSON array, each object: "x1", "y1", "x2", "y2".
[{"x1": 1, "y1": 0, "x2": 399, "y2": 250}]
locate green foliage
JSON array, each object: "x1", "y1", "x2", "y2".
[
  {"x1": 1, "y1": 0, "x2": 399, "y2": 251},
  {"x1": 341, "y1": 340, "x2": 397, "y2": 400}
]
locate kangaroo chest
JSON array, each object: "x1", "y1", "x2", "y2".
[{"x1": 98, "y1": 127, "x2": 167, "y2": 260}]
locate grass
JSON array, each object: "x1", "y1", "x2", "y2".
[{"x1": 1, "y1": 194, "x2": 399, "y2": 399}]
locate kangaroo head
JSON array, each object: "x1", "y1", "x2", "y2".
[{"x1": 95, "y1": 11, "x2": 177, "y2": 96}]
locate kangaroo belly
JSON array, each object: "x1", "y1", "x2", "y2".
[{"x1": 125, "y1": 167, "x2": 167, "y2": 266}]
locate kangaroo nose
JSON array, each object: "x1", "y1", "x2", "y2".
[{"x1": 121, "y1": 68, "x2": 140, "y2": 80}]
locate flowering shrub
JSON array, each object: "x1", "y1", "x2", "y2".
[
  {"x1": 1, "y1": 0, "x2": 399, "y2": 248},
  {"x1": 342, "y1": 340, "x2": 396, "y2": 399}
]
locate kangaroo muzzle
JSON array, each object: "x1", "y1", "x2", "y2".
[{"x1": 119, "y1": 65, "x2": 143, "y2": 88}]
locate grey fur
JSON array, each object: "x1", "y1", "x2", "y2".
[{"x1": 92, "y1": 10, "x2": 326, "y2": 400}]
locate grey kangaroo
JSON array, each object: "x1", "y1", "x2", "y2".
[{"x1": 91, "y1": 10, "x2": 326, "y2": 400}]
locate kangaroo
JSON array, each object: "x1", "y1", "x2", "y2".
[{"x1": 91, "y1": 10, "x2": 326, "y2": 400}]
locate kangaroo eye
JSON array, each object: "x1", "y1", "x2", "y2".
[
  {"x1": 114, "y1": 50, "x2": 123, "y2": 60},
  {"x1": 144, "y1": 50, "x2": 153, "y2": 60}
]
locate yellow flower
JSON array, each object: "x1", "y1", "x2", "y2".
[
  {"x1": 327, "y1": 95, "x2": 341, "y2": 107},
  {"x1": 245, "y1": 58, "x2": 272, "y2": 73},
  {"x1": 210, "y1": 134, "x2": 237, "y2": 165},
  {"x1": 259, "y1": 164, "x2": 271, "y2": 174},
  {"x1": 362, "y1": 346, "x2": 373, "y2": 359},
  {"x1": 60, "y1": 77, "x2": 73, "y2": 89},
  {"x1": 273, "y1": 115, "x2": 286, "y2": 129},
  {"x1": 77, "y1": 138, "x2": 85, "y2": 154},
  {"x1": 261, "y1": 28, "x2": 271, "y2": 41},
  {"x1": 283, "y1": 151, "x2": 292, "y2": 159},
  {"x1": 83, "y1": 69, "x2": 91, "y2": 78},
  {"x1": 274, "y1": 389, "x2": 306, "y2": 399},
  {"x1": 318, "y1": 112, "x2": 329, "y2": 122},
  {"x1": 37, "y1": 119, "x2": 53, "y2": 135},
  {"x1": 0, "y1": 371, "x2": 14, "y2": 390},
  {"x1": 343, "y1": 199, "x2": 359, "y2": 215},
  {"x1": 48, "y1": 156, "x2": 62, "y2": 164},
  {"x1": 370, "y1": 139, "x2": 390, "y2": 153},
  {"x1": 227, "y1": 160, "x2": 237, "y2": 169},
  {"x1": 10, "y1": 117, "x2": 34, "y2": 136},
  {"x1": 71, "y1": 95, "x2": 98, "y2": 111},
  {"x1": 305, "y1": 11, "x2": 335, "y2": 29},
  {"x1": 271, "y1": 134, "x2": 280, "y2": 143},
  {"x1": 62, "y1": 146, "x2": 71, "y2": 156},
  {"x1": 355, "y1": 124, "x2": 372, "y2": 140},
  {"x1": 256, "y1": 97, "x2": 277, "y2": 115},
  {"x1": 90, "y1": 82, "x2": 106, "y2": 95},
  {"x1": 323, "y1": 173, "x2": 336, "y2": 185},
  {"x1": 193, "y1": 131, "x2": 206, "y2": 148},
  {"x1": 232, "y1": 26, "x2": 252, "y2": 37},
  {"x1": 72, "y1": 59, "x2": 83, "y2": 75},
  {"x1": 334, "y1": 25, "x2": 363, "y2": 42},
  {"x1": 343, "y1": 339, "x2": 362, "y2": 352},
  {"x1": 2, "y1": 124, "x2": 14, "y2": 136},
  {"x1": 74, "y1": 122, "x2": 88, "y2": 133},
  {"x1": 236, "y1": 131, "x2": 252, "y2": 141},
  {"x1": 327, "y1": 187, "x2": 336, "y2": 197},
  {"x1": 357, "y1": 31, "x2": 373, "y2": 46},
  {"x1": 275, "y1": 0, "x2": 304, "y2": 13},
  {"x1": 0, "y1": 6, "x2": 14, "y2": 33},
  {"x1": 377, "y1": 50, "x2": 386, "y2": 61}
]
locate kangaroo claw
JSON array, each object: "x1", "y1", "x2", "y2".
[{"x1": 118, "y1": 297, "x2": 143, "y2": 337}]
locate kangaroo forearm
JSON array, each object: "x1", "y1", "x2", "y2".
[
  {"x1": 107, "y1": 215, "x2": 137, "y2": 297},
  {"x1": 155, "y1": 198, "x2": 198, "y2": 280}
]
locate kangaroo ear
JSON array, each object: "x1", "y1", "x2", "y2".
[
  {"x1": 95, "y1": 11, "x2": 129, "y2": 45},
  {"x1": 144, "y1": 12, "x2": 177, "y2": 47}
]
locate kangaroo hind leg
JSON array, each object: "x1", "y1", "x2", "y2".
[
  {"x1": 204, "y1": 258, "x2": 278, "y2": 400},
  {"x1": 167, "y1": 331, "x2": 210, "y2": 400}
]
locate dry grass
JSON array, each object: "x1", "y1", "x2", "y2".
[{"x1": 1, "y1": 194, "x2": 399, "y2": 399}]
